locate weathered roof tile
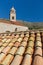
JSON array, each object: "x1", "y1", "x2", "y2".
[{"x1": 0, "y1": 31, "x2": 43, "y2": 65}]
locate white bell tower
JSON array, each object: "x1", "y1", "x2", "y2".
[{"x1": 10, "y1": 7, "x2": 16, "y2": 21}]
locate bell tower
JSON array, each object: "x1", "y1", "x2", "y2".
[{"x1": 10, "y1": 7, "x2": 16, "y2": 21}]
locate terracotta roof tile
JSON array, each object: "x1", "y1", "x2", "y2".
[
  {"x1": 22, "y1": 54, "x2": 32, "y2": 65},
  {"x1": 11, "y1": 55, "x2": 23, "y2": 65},
  {"x1": 33, "y1": 56, "x2": 43, "y2": 65},
  {"x1": 0, "y1": 31, "x2": 43, "y2": 65}
]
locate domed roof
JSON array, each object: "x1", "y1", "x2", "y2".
[
  {"x1": 11, "y1": 7, "x2": 16, "y2": 11},
  {"x1": 10, "y1": 7, "x2": 16, "y2": 13}
]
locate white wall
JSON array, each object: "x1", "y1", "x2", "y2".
[
  {"x1": 10, "y1": 13, "x2": 16, "y2": 21},
  {"x1": 0, "y1": 23, "x2": 28, "y2": 33}
]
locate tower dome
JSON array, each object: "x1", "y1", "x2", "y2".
[{"x1": 11, "y1": 7, "x2": 16, "y2": 13}]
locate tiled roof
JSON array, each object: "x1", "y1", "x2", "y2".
[
  {"x1": 0, "y1": 31, "x2": 43, "y2": 65},
  {"x1": 0, "y1": 19, "x2": 24, "y2": 26}
]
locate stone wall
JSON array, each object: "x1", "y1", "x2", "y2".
[{"x1": 0, "y1": 23, "x2": 28, "y2": 33}]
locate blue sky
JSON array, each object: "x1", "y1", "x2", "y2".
[{"x1": 0, "y1": 0, "x2": 43, "y2": 22}]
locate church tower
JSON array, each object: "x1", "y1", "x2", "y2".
[{"x1": 10, "y1": 7, "x2": 16, "y2": 21}]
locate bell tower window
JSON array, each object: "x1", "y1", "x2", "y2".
[{"x1": 12, "y1": 16, "x2": 14, "y2": 19}]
